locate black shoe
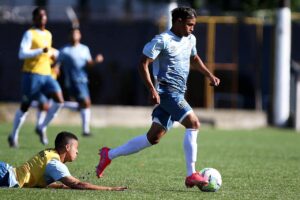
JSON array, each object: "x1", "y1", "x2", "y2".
[
  {"x1": 82, "y1": 132, "x2": 92, "y2": 137},
  {"x1": 8, "y1": 135, "x2": 18, "y2": 148},
  {"x1": 35, "y1": 127, "x2": 49, "y2": 145}
]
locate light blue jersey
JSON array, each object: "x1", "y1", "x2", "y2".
[
  {"x1": 143, "y1": 30, "x2": 197, "y2": 94},
  {"x1": 44, "y1": 159, "x2": 71, "y2": 184},
  {"x1": 57, "y1": 43, "x2": 92, "y2": 85}
]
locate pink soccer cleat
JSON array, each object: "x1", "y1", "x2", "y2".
[
  {"x1": 96, "y1": 147, "x2": 111, "y2": 178},
  {"x1": 185, "y1": 172, "x2": 208, "y2": 188}
]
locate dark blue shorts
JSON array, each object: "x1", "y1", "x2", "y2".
[
  {"x1": 66, "y1": 82, "x2": 90, "y2": 102},
  {"x1": 152, "y1": 93, "x2": 192, "y2": 130},
  {"x1": 21, "y1": 72, "x2": 61, "y2": 104},
  {"x1": 0, "y1": 162, "x2": 18, "y2": 187},
  {"x1": 0, "y1": 162, "x2": 9, "y2": 187}
]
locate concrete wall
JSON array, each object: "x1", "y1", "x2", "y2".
[{"x1": 0, "y1": 103, "x2": 267, "y2": 129}]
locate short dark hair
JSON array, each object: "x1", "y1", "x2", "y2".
[
  {"x1": 171, "y1": 7, "x2": 197, "y2": 23},
  {"x1": 32, "y1": 7, "x2": 46, "y2": 19},
  {"x1": 70, "y1": 27, "x2": 80, "y2": 33},
  {"x1": 55, "y1": 131, "x2": 78, "y2": 150}
]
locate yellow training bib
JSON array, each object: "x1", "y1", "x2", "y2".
[
  {"x1": 22, "y1": 28, "x2": 53, "y2": 75},
  {"x1": 14, "y1": 149, "x2": 60, "y2": 188}
]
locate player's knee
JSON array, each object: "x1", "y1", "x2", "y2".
[
  {"x1": 147, "y1": 135, "x2": 159, "y2": 145},
  {"x1": 196, "y1": 120, "x2": 201, "y2": 129},
  {"x1": 52, "y1": 92, "x2": 64, "y2": 103},
  {"x1": 147, "y1": 133, "x2": 163, "y2": 145},
  {"x1": 39, "y1": 103, "x2": 49, "y2": 111},
  {"x1": 20, "y1": 103, "x2": 30, "y2": 112},
  {"x1": 191, "y1": 119, "x2": 201, "y2": 130},
  {"x1": 55, "y1": 98, "x2": 64, "y2": 104},
  {"x1": 79, "y1": 100, "x2": 90, "y2": 108},
  {"x1": 147, "y1": 123, "x2": 166, "y2": 145}
]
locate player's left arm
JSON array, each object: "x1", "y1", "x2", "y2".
[
  {"x1": 190, "y1": 54, "x2": 220, "y2": 87},
  {"x1": 87, "y1": 54, "x2": 104, "y2": 66},
  {"x1": 86, "y1": 46, "x2": 104, "y2": 67}
]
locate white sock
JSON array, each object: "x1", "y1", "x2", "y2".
[
  {"x1": 184, "y1": 129, "x2": 198, "y2": 176},
  {"x1": 36, "y1": 110, "x2": 47, "y2": 128},
  {"x1": 80, "y1": 108, "x2": 91, "y2": 134},
  {"x1": 63, "y1": 101, "x2": 79, "y2": 111},
  {"x1": 10, "y1": 110, "x2": 28, "y2": 141},
  {"x1": 108, "y1": 134, "x2": 152, "y2": 160},
  {"x1": 38, "y1": 102, "x2": 63, "y2": 132}
]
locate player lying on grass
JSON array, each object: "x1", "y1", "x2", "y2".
[
  {"x1": 0, "y1": 131, "x2": 127, "y2": 191},
  {"x1": 96, "y1": 7, "x2": 220, "y2": 188}
]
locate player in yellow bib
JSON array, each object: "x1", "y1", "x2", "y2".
[
  {"x1": 0, "y1": 131, "x2": 127, "y2": 191},
  {"x1": 32, "y1": 47, "x2": 60, "y2": 137},
  {"x1": 8, "y1": 7, "x2": 64, "y2": 147}
]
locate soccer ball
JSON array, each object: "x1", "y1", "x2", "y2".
[{"x1": 198, "y1": 168, "x2": 222, "y2": 192}]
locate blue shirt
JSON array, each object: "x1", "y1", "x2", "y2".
[
  {"x1": 57, "y1": 43, "x2": 92, "y2": 85},
  {"x1": 143, "y1": 30, "x2": 197, "y2": 94}
]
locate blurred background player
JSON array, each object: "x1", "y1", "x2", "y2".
[
  {"x1": 55, "y1": 28, "x2": 104, "y2": 137},
  {"x1": 96, "y1": 7, "x2": 220, "y2": 188},
  {"x1": 32, "y1": 47, "x2": 60, "y2": 135},
  {"x1": 8, "y1": 7, "x2": 64, "y2": 147},
  {"x1": 1, "y1": 131, "x2": 127, "y2": 191}
]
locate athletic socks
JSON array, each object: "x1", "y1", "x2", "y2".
[
  {"x1": 10, "y1": 109, "x2": 28, "y2": 141},
  {"x1": 80, "y1": 108, "x2": 91, "y2": 134},
  {"x1": 184, "y1": 129, "x2": 198, "y2": 176},
  {"x1": 36, "y1": 110, "x2": 47, "y2": 128},
  {"x1": 108, "y1": 134, "x2": 152, "y2": 160},
  {"x1": 107, "y1": 129, "x2": 198, "y2": 177},
  {"x1": 37, "y1": 102, "x2": 63, "y2": 132},
  {"x1": 63, "y1": 101, "x2": 79, "y2": 111}
]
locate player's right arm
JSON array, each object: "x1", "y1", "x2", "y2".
[
  {"x1": 18, "y1": 30, "x2": 48, "y2": 59},
  {"x1": 59, "y1": 176, "x2": 127, "y2": 191},
  {"x1": 138, "y1": 55, "x2": 160, "y2": 105},
  {"x1": 140, "y1": 35, "x2": 164, "y2": 105}
]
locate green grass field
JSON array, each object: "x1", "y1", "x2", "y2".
[{"x1": 0, "y1": 122, "x2": 300, "y2": 200}]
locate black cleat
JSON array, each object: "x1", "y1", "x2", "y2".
[
  {"x1": 82, "y1": 132, "x2": 93, "y2": 137},
  {"x1": 8, "y1": 135, "x2": 18, "y2": 148},
  {"x1": 35, "y1": 127, "x2": 49, "y2": 145}
]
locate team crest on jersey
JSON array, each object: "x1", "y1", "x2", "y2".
[{"x1": 178, "y1": 100, "x2": 188, "y2": 109}]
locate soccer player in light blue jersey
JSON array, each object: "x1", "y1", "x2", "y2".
[
  {"x1": 56, "y1": 28, "x2": 104, "y2": 136},
  {"x1": 96, "y1": 7, "x2": 220, "y2": 188}
]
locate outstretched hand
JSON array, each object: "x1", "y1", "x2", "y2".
[{"x1": 108, "y1": 186, "x2": 128, "y2": 191}]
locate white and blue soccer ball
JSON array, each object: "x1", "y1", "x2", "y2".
[{"x1": 198, "y1": 168, "x2": 222, "y2": 192}]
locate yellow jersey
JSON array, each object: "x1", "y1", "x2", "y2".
[
  {"x1": 22, "y1": 28, "x2": 52, "y2": 75},
  {"x1": 14, "y1": 149, "x2": 61, "y2": 188}
]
